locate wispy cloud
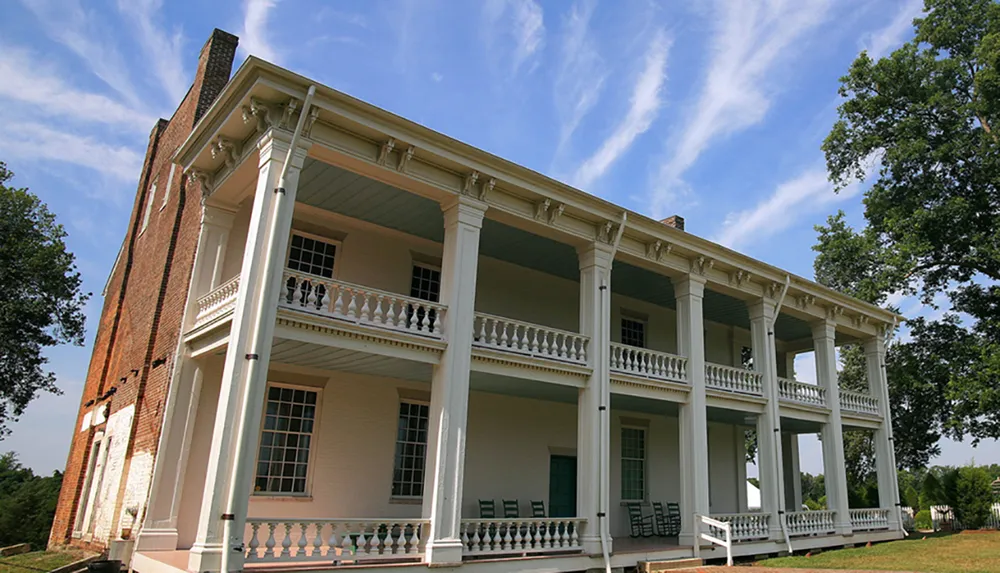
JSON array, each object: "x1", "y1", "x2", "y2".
[
  {"x1": 0, "y1": 46, "x2": 157, "y2": 132},
  {"x1": 241, "y1": 0, "x2": 280, "y2": 63},
  {"x1": 862, "y1": 0, "x2": 923, "y2": 60},
  {"x1": 554, "y1": 0, "x2": 607, "y2": 155},
  {"x1": 0, "y1": 123, "x2": 144, "y2": 181},
  {"x1": 483, "y1": 0, "x2": 546, "y2": 76},
  {"x1": 20, "y1": 0, "x2": 142, "y2": 108},
  {"x1": 649, "y1": 0, "x2": 832, "y2": 216},
  {"x1": 117, "y1": 0, "x2": 188, "y2": 105},
  {"x1": 573, "y1": 29, "x2": 671, "y2": 190}
]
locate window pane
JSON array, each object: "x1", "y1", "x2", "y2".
[
  {"x1": 621, "y1": 427, "x2": 646, "y2": 500},
  {"x1": 391, "y1": 400, "x2": 429, "y2": 498},
  {"x1": 621, "y1": 318, "x2": 646, "y2": 348},
  {"x1": 286, "y1": 234, "x2": 337, "y2": 278},
  {"x1": 254, "y1": 385, "x2": 318, "y2": 495}
]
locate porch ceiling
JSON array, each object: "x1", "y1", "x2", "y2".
[
  {"x1": 611, "y1": 394, "x2": 680, "y2": 417},
  {"x1": 270, "y1": 338, "x2": 433, "y2": 382},
  {"x1": 781, "y1": 417, "x2": 824, "y2": 434},
  {"x1": 469, "y1": 372, "x2": 578, "y2": 404}
]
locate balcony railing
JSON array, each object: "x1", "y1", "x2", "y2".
[
  {"x1": 459, "y1": 517, "x2": 585, "y2": 557},
  {"x1": 778, "y1": 377, "x2": 827, "y2": 407},
  {"x1": 193, "y1": 276, "x2": 240, "y2": 328},
  {"x1": 244, "y1": 518, "x2": 428, "y2": 564},
  {"x1": 710, "y1": 513, "x2": 770, "y2": 541},
  {"x1": 473, "y1": 313, "x2": 588, "y2": 365},
  {"x1": 849, "y1": 508, "x2": 890, "y2": 531},
  {"x1": 609, "y1": 343, "x2": 687, "y2": 384},
  {"x1": 785, "y1": 510, "x2": 836, "y2": 537},
  {"x1": 705, "y1": 363, "x2": 763, "y2": 396},
  {"x1": 281, "y1": 271, "x2": 447, "y2": 340},
  {"x1": 839, "y1": 389, "x2": 880, "y2": 415}
]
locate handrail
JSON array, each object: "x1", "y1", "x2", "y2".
[
  {"x1": 609, "y1": 343, "x2": 687, "y2": 383},
  {"x1": 694, "y1": 514, "x2": 732, "y2": 566},
  {"x1": 472, "y1": 312, "x2": 589, "y2": 364}
]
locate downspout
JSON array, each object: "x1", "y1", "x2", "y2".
[
  {"x1": 884, "y1": 316, "x2": 906, "y2": 536},
  {"x1": 770, "y1": 276, "x2": 794, "y2": 554},
  {"x1": 597, "y1": 213, "x2": 626, "y2": 573},
  {"x1": 220, "y1": 85, "x2": 317, "y2": 573}
]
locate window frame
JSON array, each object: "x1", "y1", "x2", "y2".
[
  {"x1": 160, "y1": 165, "x2": 175, "y2": 210},
  {"x1": 409, "y1": 262, "x2": 442, "y2": 303},
  {"x1": 253, "y1": 382, "x2": 323, "y2": 498},
  {"x1": 620, "y1": 425, "x2": 647, "y2": 502},
  {"x1": 140, "y1": 178, "x2": 158, "y2": 234},
  {"x1": 390, "y1": 398, "x2": 430, "y2": 502},
  {"x1": 284, "y1": 230, "x2": 342, "y2": 280},
  {"x1": 620, "y1": 315, "x2": 647, "y2": 349}
]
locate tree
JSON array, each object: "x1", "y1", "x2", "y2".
[
  {"x1": 0, "y1": 162, "x2": 88, "y2": 436},
  {"x1": 0, "y1": 453, "x2": 63, "y2": 548},
  {"x1": 816, "y1": 0, "x2": 1000, "y2": 469},
  {"x1": 954, "y1": 465, "x2": 993, "y2": 528}
]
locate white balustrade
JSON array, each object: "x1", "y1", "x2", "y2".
[
  {"x1": 785, "y1": 510, "x2": 836, "y2": 537},
  {"x1": 840, "y1": 389, "x2": 880, "y2": 415},
  {"x1": 244, "y1": 519, "x2": 428, "y2": 564},
  {"x1": 704, "y1": 363, "x2": 763, "y2": 396},
  {"x1": 695, "y1": 514, "x2": 733, "y2": 566},
  {"x1": 473, "y1": 313, "x2": 588, "y2": 365},
  {"x1": 194, "y1": 276, "x2": 240, "y2": 327},
  {"x1": 849, "y1": 508, "x2": 890, "y2": 531},
  {"x1": 609, "y1": 343, "x2": 687, "y2": 383},
  {"x1": 460, "y1": 518, "x2": 585, "y2": 556},
  {"x1": 778, "y1": 377, "x2": 827, "y2": 407},
  {"x1": 710, "y1": 513, "x2": 770, "y2": 541},
  {"x1": 280, "y1": 270, "x2": 447, "y2": 339}
]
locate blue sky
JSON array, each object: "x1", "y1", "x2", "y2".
[{"x1": 1, "y1": 0, "x2": 997, "y2": 476}]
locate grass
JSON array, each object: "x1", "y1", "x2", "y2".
[
  {"x1": 755, "y1": 531, "x2": 1000, "y2": 573},
  {"x1": 0, "y1": 550, "x2": 91, "y2": 573}
]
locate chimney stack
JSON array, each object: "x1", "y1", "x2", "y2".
[{"x1": 662, "y1": 215, "x2": 685, "y2": 231}]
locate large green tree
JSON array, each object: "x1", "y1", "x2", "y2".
[
  {"x1": 0, "y1": 453, "x2": 63, "y2": 548},
  {"x1": 816, "y1": 0, "x2": 1000, "y2": 471},
  {"x1": 0, "y1": 162, "x2": 88, "y2": 436}
]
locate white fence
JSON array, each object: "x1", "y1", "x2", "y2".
[
  {"x1": 459, "y1": 518, "x2": 585, "y2": 556},
  {"x1": 694, "y1": 514, "x2": 733, "y2": 567},
  {"x1": 473, "y1": 313, "x2": 589, "y2": 365},
  {"x1": 244, "y1": 518, "x2": 428, "y2": 564},
  {"x1": 785, "y1": 510, "x2": 836, "y2": 537}
]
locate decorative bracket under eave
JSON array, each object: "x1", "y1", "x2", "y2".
[{"x1": 691, "y1": 256, "x2": 714, "y2": 276}]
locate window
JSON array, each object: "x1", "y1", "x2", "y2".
[
  {"x1": 287, "y1": 232, "x2": 337, "y2": 278},
  {"x1": 392, "y1": 401, "x2": 429, "y2": 498},
  {"x1": 409, "y1": 264, "x2": 441, "y2": 302},
  {"x1": 741, "y1": 346, "x2": 754, "y2": 370},
  {"x1": 161, "y1": 165, "x2": 175, "y2": 209},
  {"x1": 254, "y1": 385, "x2": 318, "y2": 495},
  {"x1": 621, "y1": 427, "x2": 646, "y2": 501},
  {"x1": 621, "y1": 317, "x2": 646, "y2": 348},
  {"x1": 141, "y1": 179, "x2": 157, "y2": 233}
]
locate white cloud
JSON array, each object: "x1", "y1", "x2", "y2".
[
  {"x1": 713, "y1": 166, "x2": 862, "y2": 249},
  {"x1": 483, "y1": 0, "x2": 546, "y2": 76},
  {"x1": 242, "y1": 0, "x2": 281, "y2": 63},
  {"x1": 0, "y1": 123, "x2": 144, "y2": 181},
  {"x1": 554, "y1": 0, "x2": 607, "y2": 154},
  {"x1": 431, "y1": 72, "x2": 444, "y2": 82},
  {"x1": 0, "y1": 47, "x2": 157, "y2": 132},
  {"x1": 20, "y1": 0, "x2": 142, "y2": 108},
  {"x1": 117, "y1": 0, "x2": 189, "y2": 105},
  {"x1": 573, "y1": 30, "x2": 671, "y2": 189},
  {"x1": 650, "y1": 0, "x2": 832, "y2": 216},
  {"x1": 862, "y1": 0, "x2": 923, "y2": 60}
]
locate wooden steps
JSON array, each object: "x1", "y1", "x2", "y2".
[{"x1": 637, "y1": 557, "x2": 704, "y2": 572}]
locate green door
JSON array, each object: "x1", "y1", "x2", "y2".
[{"x1": 548, "y1": 455, "x2": 577, "y2": 517}]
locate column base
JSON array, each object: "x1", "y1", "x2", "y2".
[
  {"x1": 424, "y1": 538, "x2": 464, "y2": 566},
  {"x1": 188, "y1": 542, "x2": 224, "y2": 573},
  {"x1": 679, "y1": 533, "x2": 696, "y2": 548},
  {"x1": 135, "y1": 528, "x2": 179, "y2": 551},
  {"x1": 835, "y1": 523, "x2": 854, "y2": 536},
  {"x1": 579, "y1": 533, "x2": 608, "y2": 556}
]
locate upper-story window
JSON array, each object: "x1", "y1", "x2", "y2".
[
  {"x1": 410, "y1": 264, "x2": 441, "y2": 302},
  {"x1": 287, "y1": 232, "x2": 337, "y2": 278},
  {"x1": 254, "y1": 384, "x2": 318, "y2": 495},
  {"x1": 140, "y1": 178, "x2": 157, "y2": 233},
  {"x1": 621, "y1": 316, "x2": 646, "y2": 348}
]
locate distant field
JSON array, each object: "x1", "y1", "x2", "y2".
[{"x1": 0, "y1": 550, "x2": 90, "y2": 573}]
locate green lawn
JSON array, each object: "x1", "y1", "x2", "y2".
[
  {"x1": 755, "y1": 531, "x2": 1000, "y2": 573},
  {"x1": 0, "y1": 550, "x2": 91, "y2": 573}
]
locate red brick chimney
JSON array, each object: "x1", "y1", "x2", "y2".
[{"x1": 662, "y1": 215, "x2": 685, "y2": 231}]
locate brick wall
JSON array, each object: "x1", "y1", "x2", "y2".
[{"x1": 49, "y1": 29, "x2": 239, "y2": 550}]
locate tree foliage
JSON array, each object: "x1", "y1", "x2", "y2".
[
  {"x1": 0, "y1": 453, "x2": 63, "y2": 548},
  {"x1": 0, "y1": 162, "x2": 88, "y2": 436},
  {"x1": 817, "y1": 0, "x2": 1000, "y2": 470}
]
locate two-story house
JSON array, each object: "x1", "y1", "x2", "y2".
[{"x1": 52, "y1": 29, "x2": 905, "y2": 573}]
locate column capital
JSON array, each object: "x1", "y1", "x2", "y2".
[
  {"x1": 863, "y1": 335, "x2": 885, "y2": 356},
  {"x1": 810, "y1": 318, "x2": 837, "y2": 342},
  {"x1": 441, "y1": 194, "x2": 488, "y2": 229},
  {"x1": 748, "y1": 298, "x2": 777, "y2": 322},
  {"x1": 674, "y1": 273, "x2": 706, "y2": 299},
  {"x1": 577, "y1": 242, "x2": 614, "y2": 271},
  {"x1": 256, "y1": 128, "x2": 309, "y2": 168},
  {"x1": 202, "y1": 204, "x2": 237, "y2": 229}
]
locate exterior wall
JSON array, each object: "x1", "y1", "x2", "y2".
[
  {"x1": 50, "y1": 29, "x2": 239, "y2": 549},
  {"x1": 706, "y1": 423, "x2": 743, "y2": 514},
  {"x1": 609, "y1": 412, "x2": 681, "y2": 538},
  {"x1": 176, "y1": 356, "x2": 223, "y2": 549}
]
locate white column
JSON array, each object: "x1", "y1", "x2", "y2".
[
  {"x1": 785, "y1": 352, "x2": 797, "y2": 380},
  {"x1": 577, "y1": 243, "x2": 613, "y2": 555},
  {"x1": 139, "y1": 205, "x2": 234, "y2": 551},
  {"x1": 749, "y1": 299, "x2": 785, "y2": 538},
  {"x1": 189, "y1": 131, "x2": 307, "y2": 573},
  {"x1": 422, "y1": 195, "x2": 486, "y2": 565},
  {"x1": 812, "y1": 319, "x2": 852, "y2": 535},
  {"x1": 865, "y1": 335, "x2": 901, "y2": 530},
  {"x1": 782, "y1": 433, "x2": 803, "y2": 511},
  {"x1": 676, "y1": 275, "x2": 709, "y2": 544},
  {"x1": 736, "y1": 426, "x2": 749, "y2": 513}
]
